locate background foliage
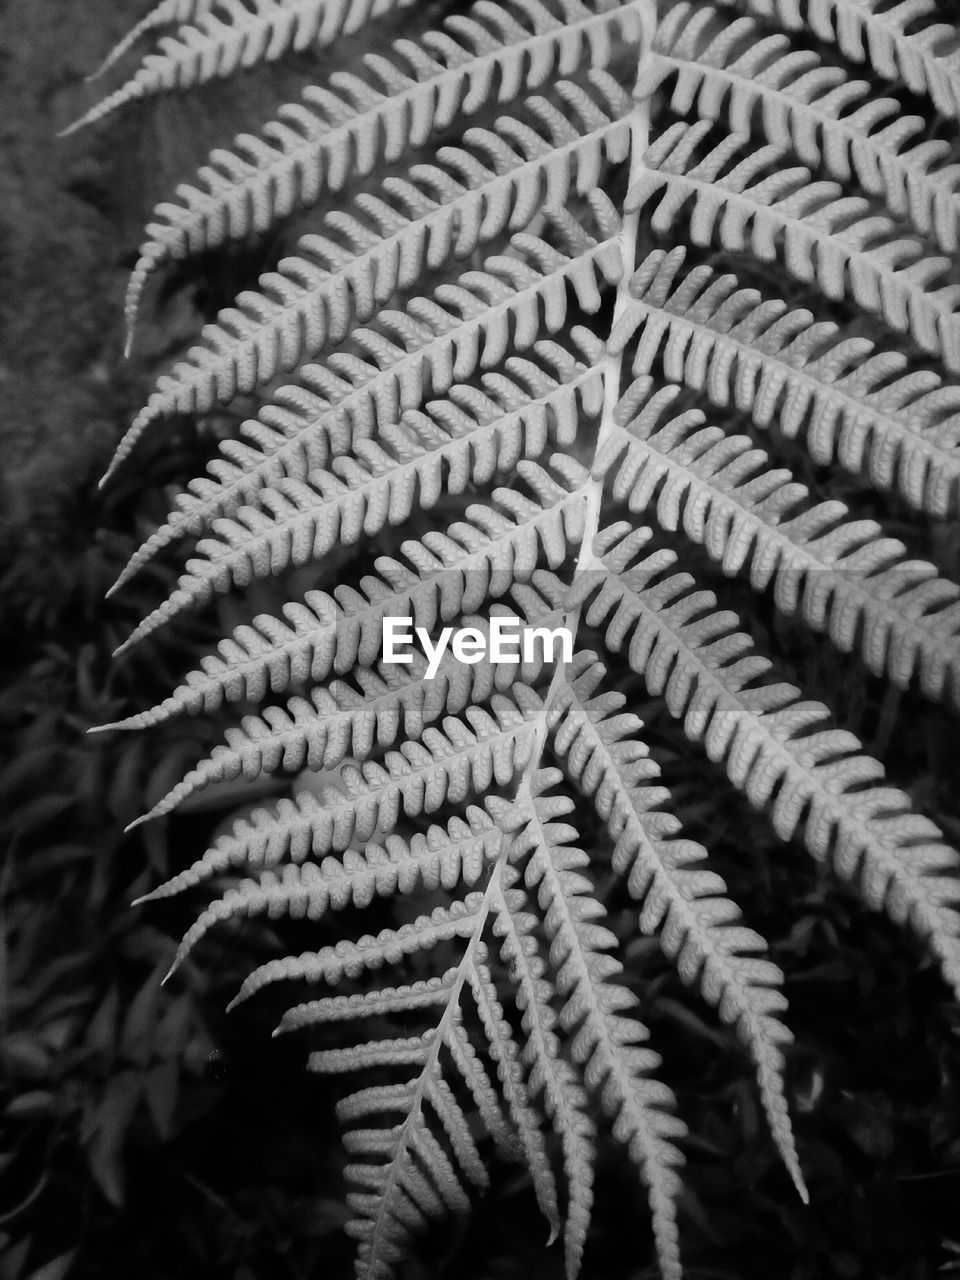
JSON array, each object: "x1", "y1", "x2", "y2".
[{"x1": 3, "y1": 2, "x2": 960, "y2": 1277}]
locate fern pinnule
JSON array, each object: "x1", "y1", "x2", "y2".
[
  {"x1": 488, "y1": 867, "x2": 596, "y2": 1267},
  {"x1": 548, "y1": 654, "x2": 806, "y2": 1201},
  {"x1": 123, "y1": 609, "x2": 556, "y2": 819},
  {"x1": 727, "y1": 0, "x2": 960, "y2": 122},
  {"x1": 616, "y1": 248, "x2": 960, "y2": 516},
  {"x1": 63, "y1": 0, "x2": 417, "y2": 136},
  {"x1": 86, "y1": 0, "x2": 220, "y2": 81},
  {"x1": 114, "y1": 455, "x2": 586, "y2": 657},
  {"x1": 465, "y1": 953, "x2": 562, "y2": 1229},
  {"x1": 597, "y1": 377, "x2": 960, "y2": 706},
  {"x1": 278, "y1": 970, "x2": 462, "y2": 1033},
  {"x1": 121, "y1": 0, "x2": 648, "y2": 336},
  {"x1": 114, "y1": 339, "x2": 601, "y2": 622},
  {"x1": 501, "y1": 779, "x2": 685, "y2": 1280},
  {"x1": 651, "y1": 3, "x2": 960, "y2": 254},
  {"x1": 138, "y1": 801, "x2": 499, "y2": 911},
  {"x1": 105, "y1": 76, "x2": 631, "y2": 486},
  {"x1": 632, "y1": 121, "x2": 960, "y2": 371},
  {"x1": 557, "y1": 528, "x2": 960, "y2": 1001},
  {"x1": 227, "y1": 891, "x2": 490, "y2": 997},
  {"x1": 104, "y1": 212, "x2": 620, "y2": 563},
  {"x1": 150, "y1": 692, "x2": 542, "y2": 915}
]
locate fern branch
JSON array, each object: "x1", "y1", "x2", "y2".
[
  {"x1": 726, "y1": 0, "x2": 960, "y2": 122},
  {"x1": 630, "y1": 121, "x2": 960, "y2": 371},
  {"x1": 597, "y1": 376, "x2": 960, "y2": 706},
  {"x1": 549, "y1": 653, "x2": 806, "y2": 1200},
  {"x1": 86, "y1": 0, "x2": 219, "y2": 81},
  {"x1": 123, "y1": 0, "x2": 648, "y2": 336},
  {"x1": 651, "y1": 3, "x2": 960, "y2": 253},
  {"x1": 613, "y1": 247, "x2": 960, "y2": 517},
  {"x1": 501, "y1": 780, "x2": 685, "y2": 1280},
  {"x1": 115, "y1": 456, "x2": 585, "y2": 655},
  {"x1": 117, "y1": 74, "x2": 632, "y2": 459},
  {"x1": 147, "y1": 691, "x2": 542, "y2": 908},
  {"x1": 113, "y1": 344, "x2": 601, "y2": 630},
  {"x1": 121, "y1": 610, "x2": 560, "y2": 817},
  {"x1": 101, "y1": 202, "x2": 620, "y2": 495},
  {"x1": 64, "y1": 0, "x2": 418, "y2": 135},
  {"x1": 557, "y1": 527, "x2": 960, "y2": 1000}
]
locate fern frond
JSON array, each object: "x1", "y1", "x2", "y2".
[
  {"x1": 116, "y1": 455, "x2": 586, "y2": 656},
  {"x1": 63, "y1": 0, "x2": 417, "y2": 135},
  {"x1": 500, "y1": 778, "x2": 685, "y2": 1280},
  {"x1": 651, "y1": 3, "x2": 960, "y2": 253},
  {"x1": 548, "y1": 652, "x2": 806, "y2": 1199},
  {"x1": 311, "y1": 937, "x2": 512, "y2": 1278},
  {"x1": 103, "y1": 201, "x2": 620, "y2": 514},
  {"x1": 86, "y1": 0, "x2": 219, "y2": 81},
  {"x1": 149, "y1": 691, "x2": 542, "y2": 907},
  {"x1": 277, "y1": 969, "x2": 461, "y2": 1033},
  {"x1": 113, "y1": 341, "x2": 601, "y2": 629},
  {"x1": 614, "y1": 247, "x2": 960, "y2": 516},
  {"x1": 489, "y1": 864, "x2": 596, "y2": 1277},
  {"x1": 631, "y1": 121, "x2": 960, "y2": 370},
  {"x1": 123, "y1": 0, "x2": 648, "y2": 331},
  {"x1": 727, "y1": 0, "x2": 960, "y2": 122},
  {"x1": 119, "y1": 73, "x2": 631, "y2": 453},
  {"x1": 597, "y1": 377, "x2": 960, "y2": 706},
  {"x1": 466, "y1": 951, "x2": 562, "y2": 1233},
  {"x1": 123, "y1": 609, "x2": 557, "y2": 817},
  {"x1": 106, "y1": 220, "x2": 619, "y2": 591},
  {"x1": 142, "y1": 799, "x2": 499, "y2": 917},
  {"x1": 559, "y1": 527, "x2": 960, "y2": 999},
  {"x1": 139, "y1": 685, "x2": 541, "y2": 853}
]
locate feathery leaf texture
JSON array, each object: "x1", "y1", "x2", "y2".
[
  {"x1": 65, "y1": 0, "x2": 418, "y2": 135},
  {"x1": 122, "y1": 0, "x2": 649, "y2": 335},
  {"x1": 118, "y1": 73, "x2": 632, "y2": 451},
  {"x1": 84, "y1": 0, "x2": 960, "y2": 1275},
  {"x1": 596, "y1": 377, "x2": 960, "y2": 705},
  {"x1": 651, "y1": 3, "x2": 960, "y2": 254},
  {"x1": 631, "y1": 120, "x2": 960, "y2": 371},
  {"x1": 614, "y1": 247, "x2": 960, "y2": 517},
  {"x1": 730, "y1": 0, "x2": 960, "y2": 121}
]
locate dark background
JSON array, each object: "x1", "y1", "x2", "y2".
[{"x1": 2, "y1": 3, "x2": 960, "y2": 1279}]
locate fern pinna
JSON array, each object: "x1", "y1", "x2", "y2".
[{"x1": 80, "y1": 0, "x2": 960, "y2": 1276}]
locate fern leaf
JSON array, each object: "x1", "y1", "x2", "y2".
[
  {"x1": 137, "y1": 683, "x2": 541, "y2": 845},
  {"x1": 277, "y1": 971, "x2": 461, "y2": 1032},
  {"x1": 727, "y1": 0, "x2": 960, "y2": 122},
  {"x1": 113, "y1": 342, "x2": 601, "y2": 626},
  {"x1": 146, "y1": 692, "x2": 542, "y2": 910},
  {"x1": 122, "y1": 610, "x2": 558, "y2": 817},
  {"x1": 64, "y1": 0, "x2": 417, "y2": 135},
  {"x1": 615, "y1": 247, "x2": 960, "y2": 516},
  {"x1": 86, "y1": 0, "x2": 219, "y2": 81},
  {"x1": 143, "y1": 801, "x2": 498, "y2": 918},
  {"x1": 123, "y1": 0, "x2": 648, "y2": 332},
  {"x1": 597, "y1": 377, "x2": 960, "y2": 706},
  {"x1": 466, "y1": 953, "x2": 561, "y2": 1233},
  {"x1": 652, "y1": 3, "x2": 960, "y2": 253},
  {"x1": 115, "y1": 456, "x2": 585, "y2": 656},
  {"x1": 549, "y1": 653, "x2": 805, "y2": 1200},
  {"x1": 560, "y1": 527, "x2": 960, "y2": 1000},
  {"x1": 119, "y1": 74, "x2": 631, "y2": 455},
  {"x1": 202, "y1": 885, "x2": 491, "y2": 993},
  {"x1": 631, "y1": 121, "x2": 960, "y2": 370},
  {"x1": 105, "y1": 208, "x2": 619, "y2": 564},
  {"x1": 500, "y1": 779, "x2": 685, "y2": 1280},
  {"x1": 488, "y1": 865, "x2": 596, "y2": 1278}
]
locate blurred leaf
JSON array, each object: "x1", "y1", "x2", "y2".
[{"x1": 24, "y1": 1251, "x2": 77, "y2": 1280}]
